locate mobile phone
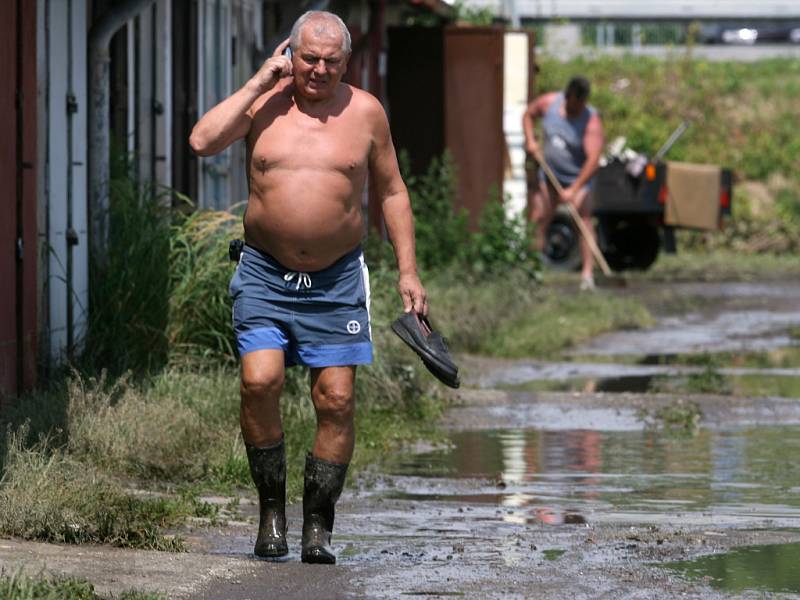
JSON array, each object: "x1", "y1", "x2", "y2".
[{"x1": 283, "y1": 46, "x2": 292, "y2": 60}]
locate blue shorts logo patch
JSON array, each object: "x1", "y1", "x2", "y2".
[{"x1": 346, "y1": 320, "x2": 361, "y2": 334}]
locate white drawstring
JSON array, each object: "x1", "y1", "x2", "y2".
[{"x1": 284, "y1": 271, "x2": 311, "y2": 289}]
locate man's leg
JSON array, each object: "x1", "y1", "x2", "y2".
[
  {"x1": 241, "y1": 349, "x2": 286, "y2": 445},
  {"x1": 310, "y1": 366, "x2": 356, "y2": 462},
  {"x1": 301, "y1": 365, "x2": 356, "y2": 564},
  {"x1": 529, "y1": 180, "x2": 556, "y2": 251},
  {"x1": 573, "y1": 186, "x2": 596, "y2": 282},
  {"x1": 240, "y1": 349, "x2": 288, "y2": 558}
]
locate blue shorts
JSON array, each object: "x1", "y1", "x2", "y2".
[
  {"x1": 229, "y1": 244, "x2": 373, "y2": 367},
  {"x1": 537, "y1": 168, "x2": 595, "y2": 191}
]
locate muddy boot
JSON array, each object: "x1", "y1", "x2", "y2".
[
  {"x1": 301, "y1": 452, "x2": 348, "y2": 565},
  {"x1": 246, "y1": 438, "x2": 288, "y2": 558}
]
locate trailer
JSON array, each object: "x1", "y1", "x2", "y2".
[{"x1": 543, "y1": 126, "x2": 733, "y2": 272}]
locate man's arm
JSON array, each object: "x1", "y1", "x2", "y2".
[
  {"x1": 522, "y1": 92, "x2": 556, "y2": 157},
  {"x1": 189, "y1": 39, "x2": 292, "y2": 156},
  {"x1": 366, "y1": 96, "x2": 428, "y2": 316},
  {"x1": 568, "y1": 113, "x2": 605, "y2": 193}
]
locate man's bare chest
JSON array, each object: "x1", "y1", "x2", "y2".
[{"x1": 249, "y1": 113, "x2": 371, "y2": 176}]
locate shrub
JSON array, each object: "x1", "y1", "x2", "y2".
[
  {"x1": 468, "y1": 189, "x2": 541, "y2": 280},
  {"x1": 400, "y1": 150, "x2": 471, "y2": 271}
]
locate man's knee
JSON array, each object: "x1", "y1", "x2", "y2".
[
  {"x1": 313, "y1": 383, "x2": 355, "y2": 424},
  {"x1": 576, "y1": 188, "x2": 593, "y2": 216},
  {"x1": 241, "y1": 367, "x2": 284, "y2": 399},
  {"x1": 240, "y1": 350, "x2": 285, "y2": 398}
]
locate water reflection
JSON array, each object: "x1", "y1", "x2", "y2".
[{"x1": 387, "y1": 426, "x2": 800, "y2": 525}]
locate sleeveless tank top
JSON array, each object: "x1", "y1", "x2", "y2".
[{"x1": 542, "y1": 93, "x2": 596, "y2": 185}]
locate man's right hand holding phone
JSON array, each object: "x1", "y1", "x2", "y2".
[{"x1": 249, "y1": 38, "x2": 293, "y2": 94}]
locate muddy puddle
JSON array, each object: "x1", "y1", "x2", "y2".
[
  {"x1": 381, "y1": 423, "x2": 800, "y2": 529},
  {"x1": 573, "y1": 282, "x2": 800, "y2": 357},
  {"x1": 500, "y1": 370, "x2": 800, "y2": 397},
  {"x1": 663, "y1": 541, "x2": 800, "y2": 593},
  {"x1": 469, "y1": 357, "x2": 800, "y2": 396}
]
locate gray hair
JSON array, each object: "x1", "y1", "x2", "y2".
[{"x1": 289, "y1": 11, "x2": 352, "y2": 54}]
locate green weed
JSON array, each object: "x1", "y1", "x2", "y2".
[
  {"x1": 640, "y1": 398, "x2": 702, "y2": 434},
  {"x1": 642, "y1": 251, "x2": 800, "y2": 282},
  {"x1": 64, "y1": 370, "x2": 237, "y2": 482},
  {"x1": 474, "y1": 289, "x2": 653, "y2": 358},
  {"x1": 684, "y1": 366, "x2": 730, "y2": 395},
  {"x1": 0, "y1": 571, "x2": 163, "y2": 600}
]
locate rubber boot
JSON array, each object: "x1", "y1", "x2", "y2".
[
  {"x1": 245, "y1": 438, "x2": 288, "y2": 558},
  {"x1": 301, "y1": 452, "x2": 348, "y2": 565}
]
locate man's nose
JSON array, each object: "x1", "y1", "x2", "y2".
[{"x1": 313, "y1": 59, "x2": 327, "y2": 73}]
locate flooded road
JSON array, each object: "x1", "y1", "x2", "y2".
[{"x1": 191, "y1": 280, "x2": 800, "y2": 599}]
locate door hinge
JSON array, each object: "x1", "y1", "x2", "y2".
[
  {"x1": 16, "y1": 238, "x2": 24, "y2": 261},
  {"x1": 66, "y1": 93, "x2": 79, "y2": 114}
]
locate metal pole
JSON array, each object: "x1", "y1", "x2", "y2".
[
  {"x1": 507, "y1": 0, "x2": 520, "y2": 28},
  {"x1": 654, "y1": 121, "x2": 691, "y2": 163}
]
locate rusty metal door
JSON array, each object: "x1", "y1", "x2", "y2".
[
  {"x1": 0, "y1": 0, "x2": 37, "y2": 400},
  {"x1": 444, "y1": 27, "x2": 505, "y2": 229}
]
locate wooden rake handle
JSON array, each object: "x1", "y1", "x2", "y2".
[{"x1": 534, "y1": 151, "x2": 613, "y2": 277}]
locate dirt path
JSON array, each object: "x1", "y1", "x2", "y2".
[{"x1": 2, "y1": 280, "x2": 799, "y2": 599}]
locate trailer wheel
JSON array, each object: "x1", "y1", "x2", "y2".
[
  {"x1": 542, "y1": 206, "x2": 582, "y2": 271},
  {"x1": 598, "y1": 217, "x2": 660, "y2": 271}
]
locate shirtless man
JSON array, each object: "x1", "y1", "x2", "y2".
[
  {"x1": 189, "y1": 10, "x2": 427, "y2": 565},
  {"x1": 523, "y1": 76, "x2": 604, "y2": 290}
]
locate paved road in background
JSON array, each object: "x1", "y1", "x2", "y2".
[{"x1": 545, "y1": 44, "x2": 800, "y2": 61}]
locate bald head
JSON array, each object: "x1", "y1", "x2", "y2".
[{"x1": 290, "y1": 11, "x2": 351, "y2": 54}]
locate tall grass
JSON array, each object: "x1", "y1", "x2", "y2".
[
  {"x1": 0, "y1": 428, "x2": 188, "y2": 550},
  {"x1": 65, "y1": 371, "x2": 236, "y2": 481},
  {"x1": 83, "y1": 178, "x2": 171, "y2": 374},
  {"x1": 167, "y1": 209, "x2": 242, "y2": 364}
]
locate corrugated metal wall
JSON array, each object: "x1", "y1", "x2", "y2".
[
  {"x1": 38, "y1": 0, "x2": 89, "y2": 366},
  {"x1": 467, "y1": 0, "x2": 800, "y2": 19}
]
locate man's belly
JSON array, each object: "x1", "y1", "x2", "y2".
[{"x1": 243, "y1": 178, "x2": 364, "y2": 272}]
